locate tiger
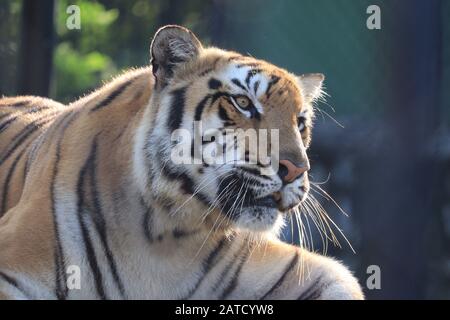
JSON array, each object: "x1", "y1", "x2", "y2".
[{"x1": 0, "y1": 25, "x2": 363, "y2": 300}]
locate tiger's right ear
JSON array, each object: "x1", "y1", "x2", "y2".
[
  {"x1": 150, "y1": 25, "x2": 203, "y2": 88},
  {"x1": 297, "y1": 73, "x2": 325, "y2": 103}
]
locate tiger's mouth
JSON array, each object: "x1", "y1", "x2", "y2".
[
  {"x1": 248, "y1": 193, "x2": 288, "y2": 212},
  {"x1": 271, "y1": 188, "x2": 309, "y2": 212},
  {"x1": 267, "y1": 191, "x2": 305, "y2": 212},
  {"x1": 215, "y1": 170, "x2": 309, "y2": 231},
  {"x1": 245, "y1": 194, "x2": 278, "y2": 209}
]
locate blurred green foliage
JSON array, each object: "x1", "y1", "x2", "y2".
[
  {"x1": 54, "y1": 0, "x2": 118, "y2": 101},
  {"x1": 0, "y1": 0, "x2": 22, "y2": 96},
  {"x1": 52, "y1": 0, "x2": 211, "y2": 102}
]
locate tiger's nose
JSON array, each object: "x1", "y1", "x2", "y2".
[{"x1": 278, "y1": 159, "x2": 310, "y2": 183}]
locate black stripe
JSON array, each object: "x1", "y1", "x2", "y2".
[
  {"x1": 90, "y1": 80, "x2": 132, "y2": 112},
  {"x1": 141, "y1": 197, "x2": 154, "y2": 242},
  {"x1": 260, "y1": 252, "x2": 299, "y2": 299},
  {"x1": 218, "y1": 103, "x2": 231, "y2": 122},
  {"x1": 245, "y1": 69, "x2": 261, "y2": 90},
  {"x1": 228, "y1": 55, "x2": 244, "y2": 62},
  {"x1": 303, "y1": 284, "x2": 325, "y2": 300},
  {"x1": 0, "y1": 271, "x2": 19, "y2": 287},
  {"x1": 161, "y1": 165, "x2": 210, "y2": 207},
  {"x1": 0, "y1": 113, "x2": 58, "y2": 167},
  {"x1": 211, "y1": 92, "x2": 229, "y2": 105},
  {"x1": 212, "y1": 241, "x2": 247, "y2": 296},
  {"x1": 172, "y1": 228, "x2": 198, "y2": 239},
  {"x1": 0, "y1": 116, "x2": 18, "y2": 134},
  {"x1": 199, "y1": 68, "x2": 214, "y2": 77},
  {"x1": 76, "y1": 138, "x2": 108, "y2": 300},
  {"x1": 191, "y1": 138, "x2": 197, "y2": 159},
  {"x1": 24, "y1": 105, "x2": 52, "y2": 114},
  {"x1": 87, "y1": 137, "x2": 126, "y2": 298},
  {"x1": 0, "y1": 271, "x2": 30, "y2": 298},
  {"x1": 296, "y1": 276, "x2": 324, "y2": 300},
  {"x1": 236, "y1": 62, "x2": 262, "y2": 69},
  {"x1": 199, "y1": 58, "x2": 221, "y2": 77},
  {"x1": 208, "y1": 78, "x2": 222, "y2": 90},
  {"x1": 23, "y1": 133, "x2": 45, "y2": 184},
  {"x1": 10, "y1": 100, "x2": 31, "y2": 107},
  {"x1": 265, "y1": 75, "x2": 281, "y2": 99},
  {"x1": 24, "y1": 111, "x2": 71, "y2": 181},
  {"x1": 218, "y1": 245, "x2": 251, "y2": 299},
  {"x1": 53, "y1": 185, "x2": 68, "y2": 298},
  {"x1": 167, "y1": 87, "x2": 187, "y2": 131},
  {"x1": 253, "y1": 80, "x2": 260, "y2": 95},
  {"x1": 51, "y1": 111, "x2": 78, "y2": 300},
  {"x1": 182, "y1": 237, "x2": 229, "y2": 299},
  {"x1": 194, "y1": 95, "x2": 211, "y2": 121},
  {"x1": 210, "y1": 242, "x2": 242, "y2": 292},
  {"x1": 1, "y1": 146, "x2": 28, "y2": 215},
  {"x1": 231, "y1": 78, "x2": 247, "y2": 91},
  {"x1": 237, "y1": 166, "x2": 273, "y2": 180},
  {"x1": 52, "y1": 138, "x2": 68, "y2": 300},
  {"x1": 0, "y1": 104, "x2": 52, "y2": 135}
]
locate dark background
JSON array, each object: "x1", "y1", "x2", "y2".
[{"x1": 0, "y1": 0, "x2": 449, "y2": 299}]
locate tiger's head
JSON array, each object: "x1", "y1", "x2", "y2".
[{"x1": 136, "y1": 26, "x2": 324, "y2": 233}]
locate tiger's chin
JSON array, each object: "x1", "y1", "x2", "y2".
[
  {"x1": 229, "y1": 191, "x2": 308, "y2": 233},
  {"x1": 234, "y1": 206, "x2": 284, "y2": 232},
  {"x1": 231, "y1": 195, "x2": 286, "y2": 233}
]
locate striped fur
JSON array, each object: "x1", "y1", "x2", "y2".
[{"x1": 0, "y1": 26, "x2": 363, "y2": 300}]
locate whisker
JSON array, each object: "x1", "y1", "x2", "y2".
[
  {"x1": 314, "y1": 105, "x2": 344, "y2": 128},
  {"x1": 191, "y1": 175, "x2": 248, "y2": 263},
  {"x1": 308, "y1": 194, "x2": 355, "y2": 253},
  {"x1": 301, "y1": 201, "x2": 329, "y2": 254},
  {"x1": 309, "y1": 172, "x2": 331, "y2": 185},
  {"x1": 310, "y1": 184, "x2": 349, "y2": 217},
  {"x1": 308, "y1": 196, "x2": 340, "y2": 246},
  {"x1": 170, "y1": 171, "x2": 234, "y2": 217}
]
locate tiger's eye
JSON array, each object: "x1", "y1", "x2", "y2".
[{"x1": 235, "y1": 96, "x2": 251, "y2": 109}]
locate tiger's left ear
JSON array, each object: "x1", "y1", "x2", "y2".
[
  {"x1": 297, "y1": 73, "x2": 325, "y2": 103},
  {"x1": 150, "y1": 25, "x2": 203, "y2": 88}
]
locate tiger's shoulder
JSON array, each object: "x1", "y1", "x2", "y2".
[
  {"x1": 0, "y1": 96, "x2": 68, "y2": 212},
  {"x1": 0, "y1": 68, "x2": 153, "y2": 218},
  {"x1": 0, "y1": 95, "x2": 66, "y2": 149},
  {"x1": 0, "y1": 95, "x2": 66, "y2": 133}
]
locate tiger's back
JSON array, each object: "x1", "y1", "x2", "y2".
[{"x1": 0, "y1": 96, "x2": 66, "y2": 215}]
